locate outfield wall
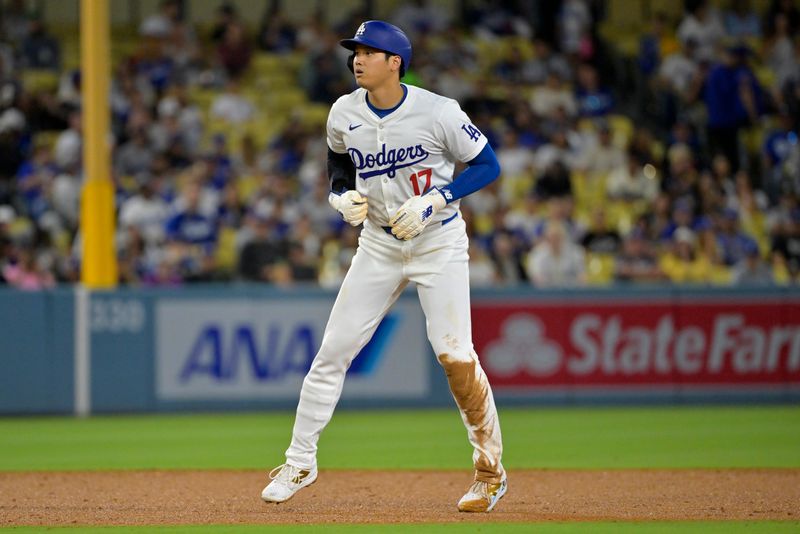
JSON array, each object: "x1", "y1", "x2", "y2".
[{"x1": 1, "y1": 286, "x2": 798, "y2": 414}]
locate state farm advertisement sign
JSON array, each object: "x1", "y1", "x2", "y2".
[{"x1": 472, "y1": 298, "x2": 800, "y2": 388}]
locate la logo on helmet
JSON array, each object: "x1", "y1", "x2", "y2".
[{"x1": 356, "y1": 23, "x2": 366, "y2": 36}]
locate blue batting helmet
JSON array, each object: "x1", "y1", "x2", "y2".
[{"x1": 340, "y1": 20, "x2": 412, "y2": 77}]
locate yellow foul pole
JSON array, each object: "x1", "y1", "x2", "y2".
[{"x1": 80, "y1": 0, "x2": 117, "y2": 288}]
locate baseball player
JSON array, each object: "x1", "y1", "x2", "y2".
[{"x1": 262, "y1": 20, "x2": 506, "y2": 513}]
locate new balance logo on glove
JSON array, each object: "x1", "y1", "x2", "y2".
[{"x1": 389, "y1": 188, "x2": 447, "y2": 240}]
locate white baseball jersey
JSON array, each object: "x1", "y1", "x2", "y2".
[{"x1": 326, "y1": 84, "x2": 487, "y2": 226}]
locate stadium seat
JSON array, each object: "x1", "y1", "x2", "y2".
[
  {"x1": 300, "y1": 104, "x2": 331, "y2": 129},
  {"x1": 21, "y1": 70, "x2": 59, "y2": 93},
  {"x1": 585, "y1": 252, "x2": 616, "y2": 285},
  {"x1": 215, "y1": 226, "x2": 239, "y2": 273},
  {"x1": 709, "y1": 263, "x2": 733, "y2": 285},
  {"x1": 608, "y1": 114, "x2": 634, "y2": 148}
]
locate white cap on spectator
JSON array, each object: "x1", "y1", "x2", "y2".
[
  {"x1": 674, "y1": 226, "x2": 696, "y2": 246},
  {"x1": 0, "y1": 108, "x2": 25, "y2": 134},
  {"x1": 0, "y1": 205, "x2": 15, "y2": 224},
  {"x1": 140, "y1": 16, "x2": 171, "y2": 38},
  {"x1": 158, "y1": 97, "x2": 181, "y2": 118}
]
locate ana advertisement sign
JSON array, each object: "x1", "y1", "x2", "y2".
[{"x1": 156, "y1": 298, "x2": 429, "y2": 400}]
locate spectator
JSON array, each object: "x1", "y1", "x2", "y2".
[
  {"x1": 526, "y1": 220, "x2": 586, "y2": 287},
  {"x1": 558, "y1": 0, "x2": 593, "y2": 58},
  {"x1": 21, "y1": 17, "x2": 60, "y2": 70},
  {"x1": 489, "y1": 230, "x2": 527, "y2": 285},
  {"x1": 257, "y1": 7, "x2": 297, "y2": 53},
  {"x1": 392, "y1": 0, "x2": 452, "y2": 38},
  {"x1": 165, "y1": 21, "x2": 202, "y2": 82},
  {"x1": 728, "y1": 170, "x2": 769, "y2": 234},
  {"x1": 732, "y1": 239, "x2": 774, "y2": 284},
  {"x1": 574, "y1": 63, "x2": 614, "y2": 117},
  {"x1": 771, "y1": 206, "x2": 800, "y2": 277},
  {"x1": 607, "y1": 150, "x2": 659, "y2": 202},
  {"x1": 2, "y1": 245, "x2": 55, "y2": 290},
  {"x1": 139, "y1": 0, "x2": 180, "y2": 39},
  {"x1": 781, "y1": 40, "x2": 800, "y2": 126},
  {"x1": 575, "y1": 120, "x2": 626, "y2": 178},
  {"x1": 15, "y1": 142, "x2": 57, "y2": 222},
  {"x1": 469, "y1": 1, "x2": 532, "y2": 38},
  {"x1": 54, "y1": 111, "x2": 81, "y2": 171},
  {"x1": 703, "y1": 44, "x2": 762, "y2": 172},
  {"x1": 762, "y1": 113, "x2": 799, "y2": 202},
  {"x1": 764, "y1": 0, "x2": 800, "y2": 37},
  {"x1": 659, "y1": 226, "x2": 712, "y2": 284},
  {"x1": 287, "y1": 241, "x2": 318, "y2": 283},
  {"x1": 531, "y1": 71, "x2": 577, "y2": 119},
  {"x1": 285, "y1": 217, "x2": 320, "y2": 266},
  {"x1": 496, "y1": 130, "x2": 535, "y2": 202},
  {"x1": 535, "y1": 127, "x2": 580, "y2": 173},
  {"x1": 115, "y1": 128, "x2": 153, "y2": 177},
  {"x1": 434, "y1": 63, "x2": 474, "y2": 102},
  {"x1": 132, "y1": 36, "x2": 176, "y2": 95},
  {"x1": 118, "y1": 181, "x2": 170, "y2": 248},
  {"x1": 157, "y1": 85, "x2": 204, "y2": 157},
  {"x1": 50, "y1": 166, "x2": 81, "y2": 231},
  {"x1": 210, "y1": 79, "x2": 255, "y2": 124},
  {"x1": 210, "y1": 2, "x2": 238, "y2": 44},
  {"x1": 677, "y1": 0, "x2": 725, "y2": 62},
  {"x1": 164, "y1": 178, "x2": 219, "y2": 280},
  {"x1": 716, "y1": 207, "x2": 760, "y2": 266},
  {"x1": 1, "y1": 0, "x2": 30, "y2": 43},
  {"x1": 0, "y1": 109, "x2": 27, "y2": 204},
  {"x1": 524, "y1": 38, "x2": 572, "y2": 84},
  {"x1": 708, "y1": 153, "x2": 735, "y2": 197},
  {"x1": 656, "y1": 38, "x2": 699, "y2": 124},
  {"x1": 238, "y1": 213, "x2": 288, "y2": 282},
  {"x1": 662, "y1": 143, "x2": 701, "y2": 210},
  {"x1": 217, "y1": 21, "x2": 252, "y2": 80},
  {"x1": 638, "y1": 13, "x2": 675, "y2": 80},
  {"x1": 216, "y1": 181, "x2": 244, "y2": 229},
  {"x1": 763, "y1": 13, "x2": 797, "y2": 97},
  {"x1": 660, "y1": 197, "x2": 700, "y2": 241},
  {"x1": 614, "y1": 229, "x2": 665, "y2": 283},
  {"x1": 535, "y1": 160, "x2": 573, "y2": 201},
  {"x1": 468, "y1": 242, "x2": 497, "y2": 287},
  {"x1": 581, "y1": 208, "x2": 622, "y2": 254},
  {"x1": 302, "y1": 32, "x2": 352, "y2": 104},
  {"x1": 723, "y1": 0, "x2": 761, "y2": 39}
]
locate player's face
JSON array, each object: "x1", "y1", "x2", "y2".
[{"x1": 351, "y1": 44, "x2": 401, "y2": 90}]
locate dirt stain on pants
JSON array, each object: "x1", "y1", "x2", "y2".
[{"x1": 437, "y1": 352, "x2": 505, "y2": 483}]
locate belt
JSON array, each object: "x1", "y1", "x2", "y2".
[{"x1": 381, "y1": 212, "x2": 459, "y2": 238}]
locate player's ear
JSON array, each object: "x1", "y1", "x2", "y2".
[
  {"x1": 347, "y1": 53, "x2": 355, "y2": 73},
  {"x1": 391, "y1": 54, "x2": 402, "y2": 75}
]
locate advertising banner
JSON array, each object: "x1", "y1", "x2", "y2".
[
  {"x1": 473, "y1": 297, "x2": 800, "y2": 390},
  {"x1": 156, "y1": 298, "x2": 428, "y2": 400}
]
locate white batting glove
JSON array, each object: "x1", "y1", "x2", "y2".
[
  {"x1": 329, "y1": 190, "x2": 368, "y2": 226},
  {"x1": 389, "y1": 187, "x2": 447, "y2": 240}
]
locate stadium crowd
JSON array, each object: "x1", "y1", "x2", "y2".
[{"x1": 0, "y1": 0, "x2": 798, "y2": 290}]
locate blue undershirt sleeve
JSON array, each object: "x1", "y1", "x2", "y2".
[{"x1": 438, "y1": 143, "x2": 500, "y2": 203}]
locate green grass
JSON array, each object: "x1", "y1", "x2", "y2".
[
  {"x1": 0, "y1": 406, "x2": 798, "y2": 471},
  {"x1": 2, "y1": 522, "x2": 799, "y2": 533}
]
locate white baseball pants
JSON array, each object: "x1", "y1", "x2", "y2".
[{"x1": 284, "y1": 217, "x2": 505, "y2": 483}]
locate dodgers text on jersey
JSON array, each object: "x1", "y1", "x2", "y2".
[{"x1": 348, "y1": 143, "x2": 429, "y2": 179}]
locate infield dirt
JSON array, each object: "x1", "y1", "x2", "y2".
[{"x1": 1, "y1": 469, "x2": 798, "y2": 525}]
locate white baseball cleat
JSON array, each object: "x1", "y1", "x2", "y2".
[
  {"x1": 261, "y1": 463, "x2": 318, "y2": 503},
  {"x1": 457, "y1": 477, "x2": 508, "y2": 512}
]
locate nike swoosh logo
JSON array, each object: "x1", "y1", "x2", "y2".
[{"x1": 349, "y1": 124, "x2": 362, "y2": 131}]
